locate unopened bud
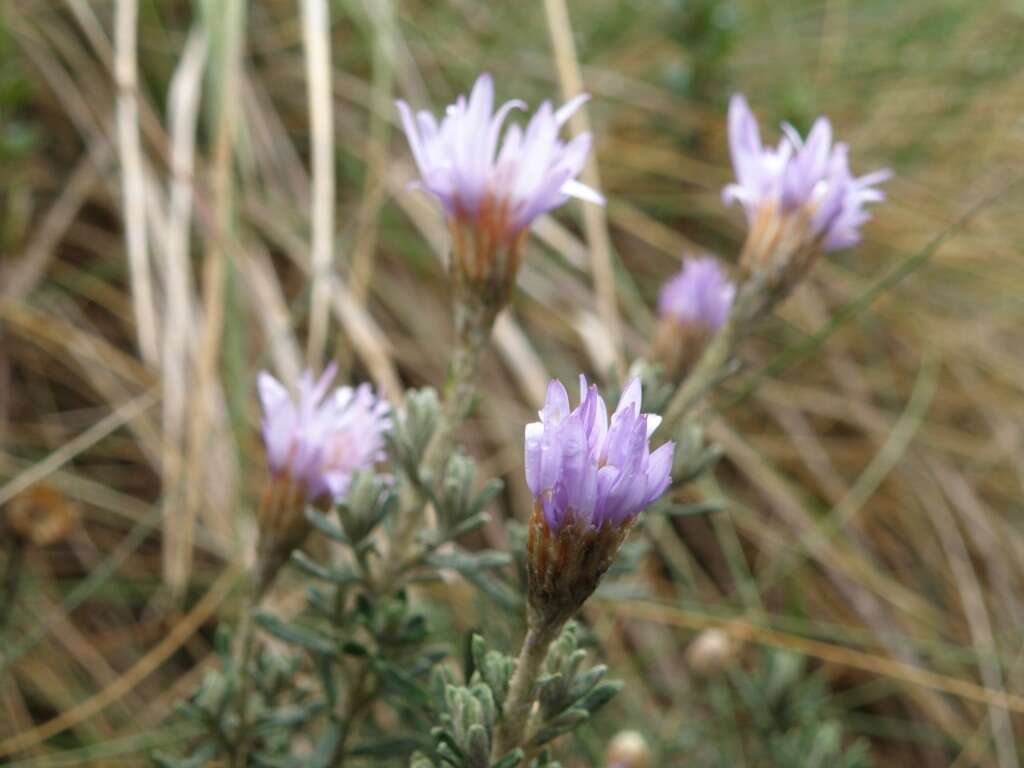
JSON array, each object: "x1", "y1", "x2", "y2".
[
  {"x1": 686, "y1": 628, "x2": 738, "y2": 677},
  {"x1": 606, "y1": 730, "x2": 652, "y2": 768},
  {"x1": 652, "y1": 256, "x2": 735, "y2": 381}
]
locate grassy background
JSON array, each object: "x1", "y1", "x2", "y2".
[{"x1": 2, "y1": 0, "x2": 1024, "y2": 765}]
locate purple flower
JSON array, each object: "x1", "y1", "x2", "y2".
[
  {"x1": 658, "y1": 256, "x2": 735, "y2": 333},
  {"x1": 396, "y1": 73, "x2": 603, "y2": 243},
  {"x1": 258, "y1": 365, "x2": 390, "y2": 503},
  {"x1": 524, "y1": 377, "x2": 674, "y2": 532},
  {"x1": 723, "y1": 94, "x2": 890, "y2": 251}
]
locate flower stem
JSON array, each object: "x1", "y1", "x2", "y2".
[
  {"x1": 389, "y1": 292, "x2": 494, "y2": 570},
  {"x1": 491, "y1": 617, "x2": 561, "y2": 760},
  {"x1": 423, "y1": 291, "x2": 493, "y2": 477},
  {"x1": 231, "y1": 588, "x2": 258, "y2": 767},
  {"x1": 330, "y1": 661, "x2": 373, "y2": 766},
  {"x1": 660, "y1": 275, "x2": 766, "y2": 429}
]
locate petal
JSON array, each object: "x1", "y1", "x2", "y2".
[
  {"x1": 614, "y1": 378, "x2": 643, "y2": 420},
  {"x1": 643, "y1": 441, "x2": 675, "y2": 506},
  {"x1": 396, "y1": 100, "x2": 429, "y2": 175},
  {"x1": 541, "y1": 379, "x2": 571, "y2": 424},
  {"x1": 538, "y1": 425, "x2": 563, "y2": 494},
  {"x1": 554, "y1": 93, "x2": 590, "y2": 126},
  {"x1": 524, "y1": 421, "x2": 545, "y2": 495},
  {"x1": 561, "y1": 178, "x2": 605, "y2": 206},
  {"x1": 258, "y1": 371, "x2": 289, "y2": 413}
]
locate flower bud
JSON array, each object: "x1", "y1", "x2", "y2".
[
  {"x1": 686, "y1": 627, "x2": 739, "y2": 677},
  {"x1": 652, "y1": 256, "x2": 735, "y2": 380},
  {"x1": 606, "y1": 730, "x2": 652, "y2": 768},
  {"x1": 524, "y1": 377, "x2": 674, "y2": 630}
]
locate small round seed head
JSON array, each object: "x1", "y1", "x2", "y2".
[
  {"x1": 606, "y1": 730, "x2": 652, "y2": 768},
  {"x1": 686, "y1": 628, "x2": 739, "y2": 677}
]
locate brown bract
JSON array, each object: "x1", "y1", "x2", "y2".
[
  {"x1": 254, "y1": 473, "x2": 317, "y2": 598},
  {"x1": 526, "y1": 499, "x2": 632, "y2": 631},
  {"x1": 448, "y1": 204, "x2": 528, "y2": 327},
  {"x1": 740, "y1": 203, "x2": 825, "y2": 316}
]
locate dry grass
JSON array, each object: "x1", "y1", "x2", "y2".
[{"x1": 1, "y1": 0, "x2": 1023, "y2": 765}]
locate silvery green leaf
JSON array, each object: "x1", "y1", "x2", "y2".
[
  {"x1": 405, "y1": 387, "x2": 441, "y2": 458},
  {"x1": 443, "y1": 511, "x2": 490, "y2": 542},
  {"x1": 529, "y1": 707, "x2": 589, "y2": 746},
  {"x1": 576, "y1": 679, "x2": 622, "y2": 714},
  {"x1": 492, "y1": 749, "x2": 525, "y2": 768},
  {"x1": 305, "y1": 507, "x2": 349, "y2": 543},
  {"x1": 253, "y1": 611, "x2": 334, "y2": 655},
  {"x1": 409, "y1": 752, "x2": 437, "y2": 768},
  {"x1": 468, "y1": 478, "x2": 504, "y2": 518},
  {"x1": 466, "y1": 724, "x2": 490, "y2": 768},
  {"x1": 290, "y1": 551, "x2": 360, "y2": 585},
  {"x1": 348, "y1": 737, "x2": 425, "y2": 758},
  {"x1": 311, "y1": 720, "x2": 343, "y2": 767},
  {"x1": 426, "y1": 549, "x2": 512, "y2": 572},
  {"x1": 375, "y1": 659, "x2": 431, "y2": 707},
  {"x1": 569, "y1": 664, "x2": 607, "y2": 699}
]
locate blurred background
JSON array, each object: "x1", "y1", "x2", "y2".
[{"x1": 1, "y1": 0, "x2": 1023, "y2": 765}]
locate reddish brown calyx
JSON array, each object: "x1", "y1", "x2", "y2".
[
  {"x1": 253, "y1": 473, "x2": 318, "y2": 598},
  {"x1": 526, "y1": 501, "x2": 631, "y2": 631},
  {"x1": 448, "y1": 203, "x2": 527, "y2": 325}
]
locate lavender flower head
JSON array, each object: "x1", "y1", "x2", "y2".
[
  {"x1": 525, "y1": 377, "x2": 674, "y2": 532},
  {"x1": 524, "y1": 376, "x2": 674, "y2": 627},
  {"x1": 658, "y1": 256, "x2": 736, "y2": 333},
  {"x1": 397, "y1": 73, "x2": 603, "y2": 245},
  {"x1": 723, "y1": 94, "x2": 890, "y2": 253},
  {"x1": 258, "y1": 365, "x2": 390, "y2": 503}
]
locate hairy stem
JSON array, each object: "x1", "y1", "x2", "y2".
[
  {"x1": 231, "y1": 589, "x2": 258, "y2": 768},
  {"x1": 492, "y1": 618, "x2": 561, "y2": 760},
  {"x1": 661, "y1": 275, "x2": 768, "y2": 429},
  {"x1": 389, "y1": 292, "x2": 494, "y2": 572},
  {"x1": 330, "y1": 661, "x2": 373, "y2": 766}
]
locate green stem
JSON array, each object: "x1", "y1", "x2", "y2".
[
  {"x1": 389, "y1": 294, "x2": 493, "y2": 575},
  {"x1": 329, "y1": 289, "x2": 497, "y2": 760},
  {"x1": 231, "y1": 584, "x2": 258, "y2": 767},
  {"x1": 661, "y1": 276, "x2": 767, "y2": 430},
  {"x1": 491, "y1": 618, "x2": 561, "y2": 761},
  {"x1": 330, "y1": 661, "x2": 373, "y2": 766}
]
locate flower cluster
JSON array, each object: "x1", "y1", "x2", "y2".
[
  {"x1": 723, "y1": 94, "x2": 890, "y2": 274},
  {"x1": 397, "y1": 74, "x2": 602, "y2": 322},
  {"x1": 255, "y1": 366, "x2": 389, "y2": 593},
  {"x1": 524, "y1": 377, "x2": 673, "y2": 627}
]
